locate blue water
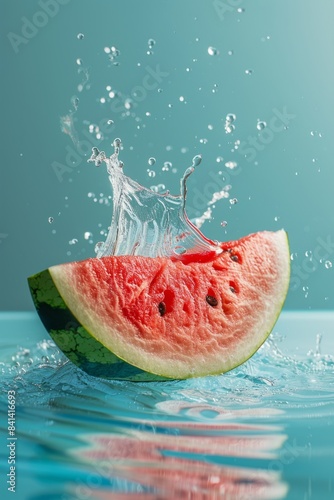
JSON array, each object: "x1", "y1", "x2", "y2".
[{"x1": 0, "y1": 312, "x2": 334, "y2": 500}]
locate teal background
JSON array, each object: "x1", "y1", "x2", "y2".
[{"x1": 1, "y1": 0, "x2": 334, "y2": 311}]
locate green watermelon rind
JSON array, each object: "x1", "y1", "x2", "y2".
[
  {"x1": 28, "y1": 270, "x2": 168, "y2": 381},
  {"x1": 28, "y1": 230, "x2": 290, "y2": 381}
]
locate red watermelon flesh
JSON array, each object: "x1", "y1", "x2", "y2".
[{"x1": 28, "y1": 229, "x2": 289, "y2": 379}]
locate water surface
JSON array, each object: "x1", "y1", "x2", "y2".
[{"x1": 0, "y1": 312, "x2": 333, "y2": 499}]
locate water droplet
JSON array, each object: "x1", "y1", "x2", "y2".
[
  {"x1": 237, "y1": 7, "x2": 245, "y2": 13},
  {"x1": 310, "y1": 130, "x2": 322, "y2": 138},
  {"x1": 162, "y1": 161, "x2": 172, "y2": 172},
  {"x1": 48, "y1": 217, "x2": 54, "y2": 224},
  {"x1": 220, "y1": 220, "x2": 227, "y2": 227},
  {"x1": 111, "y1": 46, "x2": 120, "y2": 57},
  {"x1": 71, "y1": 96, "x2": 79, "y2": 109},
  {"x1": 229, "y1": 198, "x2": 238, "y2": 205},
  {"x1": 148, "y1": 157, "x2": 156, "y2": 166},
  {"x1": 106, "y1": 47, "x2": 120, "y2": 65},
  {"x1": 157, "y1": 88, "x2": 163, "y2": 93},
  {"x1": 325, "y1": 260, "x2": 332, "y2": 269},
  {"x1": 225, "y1": 124, "x2": 235, "y2": 134},
  {"x1": 208, "y1": 124, "x2": 214, "y2": 130},
  {"x1": 124, "y1": 98, "x2": 132, "y2": 110},
  {"x1": 94, "y1": 242, "x2": 104, "y2": 254},
  {"x1": 77, "y1": 33, "x2": 84, "y2": 40},
  {"x1": 226, "y1": 113, "x2": 236, "y2": 123},
  {"x1": 107, "y1": 119, "x2": 114, "y2": 125},
  {"x1": 148, "y1": 38, "x2": 156, "y2": 49},
  {"x1": 257, "y1": 120, "x2": 267, "y2": 130},
  {"x1": 173, "y1": 246, "x2": 187, "y2": 255},
  {"x1": 208, "y1": 46, "x2": 219, "y2": 56},
  {"x1": 113, "y1": 138, "x2": 121, "y2": 152},
  {"x1": 84, "y1": 231, "x2": 93, "y2": 240},
  {"x1": 245, "y1": 69, "x2": 253, "y2": 75},
  {"x1": 225, "y1": 161, "x2": 237, "y2": 169},
  {"x1": 224, "y1": 113, "x2": 237, "y2": 134},
  {"x1": 216, "y1": 156, "x2": 224, "y2": 163},
  {"x1": 69, "y1": 238, "x2": 78, "y2": 245},
  {"x1": 179, "y1": 96, "x2": 185, "y2": 102},
  {"x1": 150, "y1": 183, "x2": 166, "y2": 193},
  {"x1": 227, "y1": 50, "x2": 234, "y2": 56},
  {"x1": 147, "y1": 170, "x2": 156, "y2": 178},
  {"x1": 192, "y1": 155, "x2": 202, "y2": 167},
  {"x1": 76, "y1": 58, "x2": 83, "y2": 66}
]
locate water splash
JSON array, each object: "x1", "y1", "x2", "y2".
[
  {"x1": 87, "y1": 139, "x2": 221, "y2": 261},
  {"x1": 60, "y1": 112, "x2": 79, "y2": 147},
  {"x1": 1, "y1": 329, "x2": 333, "y2": 409}
]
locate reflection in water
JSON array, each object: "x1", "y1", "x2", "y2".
[{"x1": 63, "y1": 404, "x2": 288, "y2": 500}]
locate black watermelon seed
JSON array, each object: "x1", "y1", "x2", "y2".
[
  {"x1": 230, "y1": 286, "x2": 236, "y2": 293},
  {"x1": 158, "y1": 302, "x2": 166, "y2": 316},
  {"x1": 230, "y1": 254, "x2": 239, "y2": 262},
  {"x1": 206, "y1": 295, "x2": 218, "y2": 307}
]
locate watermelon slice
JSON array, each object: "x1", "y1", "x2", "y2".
[{"x1": 28, "y1": 230, "x2": 290, "y2": 380}]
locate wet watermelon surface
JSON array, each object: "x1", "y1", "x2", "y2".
[{"x1": 29, "y1": 231, "x2": 290, "y2": 379}]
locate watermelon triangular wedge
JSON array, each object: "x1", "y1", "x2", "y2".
[{"x1": 28, "y1": 230, "x2": 290, "y2": 380}]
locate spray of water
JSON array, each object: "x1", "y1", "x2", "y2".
[{"x1": 88, "y1": 139, "x2": 222, "y2": 260}]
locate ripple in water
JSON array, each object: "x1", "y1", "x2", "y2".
[{"x1": 1, "y1": 330, "x2": 333, "y2": 414}]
